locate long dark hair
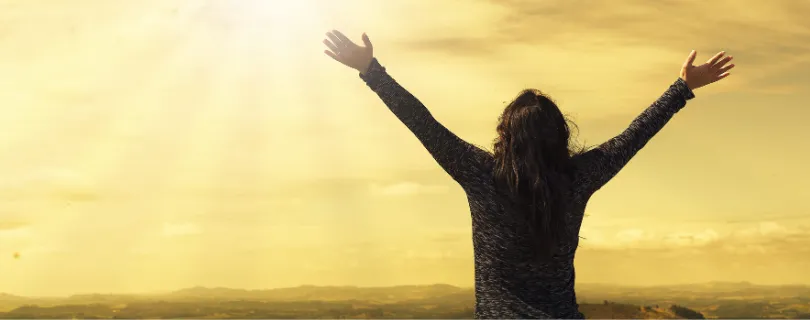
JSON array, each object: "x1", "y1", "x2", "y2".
[{"x1": 492, "y1": 89, "x2": 579, "y2": 259}]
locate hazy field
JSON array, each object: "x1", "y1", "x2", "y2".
[{"x1": 1, "y1": 282, "x2": 809, "y2": 319}]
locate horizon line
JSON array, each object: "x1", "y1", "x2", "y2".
[{"x1": 4, "y1": 281, "x2": 810, "y2": 299}]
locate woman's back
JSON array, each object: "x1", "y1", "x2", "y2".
[
  {"x1": 356, "y1": 57, "x2": 695, "y2": 318},
  {"x1": 355, "y1": 57, "x2": 696, "y2": 317},
  {"x1": 461, "y1": 153, "x2": 588, "y2": 318},
  {"x1": 321, "y1": 30, "x2": 734, "y2": 319}
]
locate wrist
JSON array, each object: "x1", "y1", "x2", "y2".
[
  {"x1": 357, "y1": 60, "x2": 372, "y2": 75},
  {"x1": 679, "y1": 77, "x2": 695, "y2": 90},
  {"x1": 675, "y1": 77, "x2": 697, "y2": 100}
]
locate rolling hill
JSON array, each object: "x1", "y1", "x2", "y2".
[{"x1": 2, "y1": 282, "x2": 808, "y2": 318}]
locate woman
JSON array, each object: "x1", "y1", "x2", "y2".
[{"x1": 322, "y1": 30, "x2": 734, "y2": 319}]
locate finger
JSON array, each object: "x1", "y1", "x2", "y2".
[
  {"x1": 327, "y1": 32, "x2": 344, "y2": 47},
  {"x1": 706, "y1": 51, "x2": 726, "y2": 65},
  {"x1": 323, "y1": 39, "x2": 339, "y2": 54},
  {"x1": 717, "y1": 72, "x2": 731, "y2": 80},
  {"x1": 712, "y1": 55, "x2": 733, "y2": 69},
  {"x1": 324, "y1": 50, "x2": 340, "y2": 62},
  {"x1": 332, "y1": 30, "x2": 354, "y2": 46},
  {"x1": 362, "y1": 32, "x2": 373, "y2": 50},
  {"x1": 717, "y1": 63, "x2": 735, "y2": 74},
  {"x1": 683, "y1": 50, "x2": 697, "y2": 69}
]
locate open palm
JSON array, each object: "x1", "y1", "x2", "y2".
[
  {"x1": 323, "y1": 30, "x2": 374, "y2": 74},
  {"x1": 680, "y1": 50, "x2": 735, "y2": 90}
]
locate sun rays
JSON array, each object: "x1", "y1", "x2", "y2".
[
  {"x1": 1, "y1": 0, "x2": 810, "y2": 295},
  {"x1": 0, "y1": 0, "x2": 366, "y2": 293}
]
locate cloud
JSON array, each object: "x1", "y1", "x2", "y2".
[
  {"x1": 431, "y1": 232, "x2": 469, "y2": 244},
  {"x1": 413, "y1": 228, "x2": 474, "y2": 247},
  {"x1": 733, "y1": 221, "x2": 791, "y2": 238},
  {"x1": 662, "y1": 229, "x2": 721, "y2": 248},
  {"x1": 369, "y1": 181, "x2": 450, "y2": 196},
  {"x1": 0, "y1": 220, "x2": 29, "y2": 231},
  {"x1": 0, "y1": 168, "x2": 99, "y2": 203},
  {"x1": 581, "y1": 221, "x2": 809, "y2": 255},
  {"x1": 484, "y1": 0, "x2": 810, "y2": 48},
  {"x1": 614, "y1": 228, "x2": 656, "y2": 244},
  {"x1": 162, "y1": 222, "x2": 203, "y2": 237},
  {"x1": 747, "y1": 83, "x2": 805, "y2": 95},
  {"x1": 393, "y1": 0, "x2": 810, "y2": 94},
  {"x1": 582, "y1": 227, "x2": 721, "y2": 249},
  {"x1": 0, "y1": 226, "x2": 32, "y2": 239}
]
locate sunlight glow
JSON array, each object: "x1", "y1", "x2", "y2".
[
  {"x1": 2, "y1": 0, "x2": 809, "y2": 299},
  {"x1": 224, "y1": 0, "x2": 318, "y2": 26}
]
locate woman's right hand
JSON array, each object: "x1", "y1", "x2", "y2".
[
  {"x1": 680, "y1": 50, "x2": 735, "y2": 90},
  {"x1": 323, "y1": 30, "x2": 374, "y2": 74}
]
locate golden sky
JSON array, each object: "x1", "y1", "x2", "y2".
[{"x1": 1, "y1": 0, "x2": 809, "y2": 296}]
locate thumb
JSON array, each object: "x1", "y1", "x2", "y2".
[
  {"x1": 362, "y1": 33, "x2": 373, "y2": 50},
  {"x1": 682, "y1": 50, "x2": 697, "y2": 69}
]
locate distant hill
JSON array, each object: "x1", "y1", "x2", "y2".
[
  {"x1": 0, "y1": 300, "x2": 705, "y2": 319},
  {"x1": 575, "y1": 282, "x2": 810, "y2": 319},
  {"x1": 579, "y1": 301, "x2": 705, "y2": 319},
  {"x1": 2, "y1": 282, "x2": 809, "y2": 318},
  {"x1": 166, "y1": 284, "x2": 466, "y2": 303},
  {"x1": 0, "y1": 294, "x2": 30, "y2": 313}
]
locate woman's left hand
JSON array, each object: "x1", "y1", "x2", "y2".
[{"x1": 323, "y1": 30, "x2": 374, "y2": 74}]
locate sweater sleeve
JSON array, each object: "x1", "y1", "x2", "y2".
[
  {"x1": 574, "y1": 78, "x2": 695, "y2": 194},
  {"x1": 359, "y1": 58, "x2": 488, "y2": 185}
]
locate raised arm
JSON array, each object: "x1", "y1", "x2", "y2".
[
  {"x1": 574, "y1": 78, "x2": 694, "y2": 192},
  {"x1": 575, "y1": 50, "x2": 735, "y2": 194},
  {"x1": 322, "y1": 30, "x2": 488, "y2": 185},
  {"x1": 359, "y1": 58, "x2": 488, "y2": 184}
]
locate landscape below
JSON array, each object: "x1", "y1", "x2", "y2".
[{"x1": 1, "y1": 282, "x2": 809, "y2": 319}]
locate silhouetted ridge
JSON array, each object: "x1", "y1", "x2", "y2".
[{"x1": 1, "y1": 283, "x2": 808, "y2": 318}]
